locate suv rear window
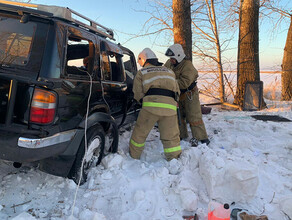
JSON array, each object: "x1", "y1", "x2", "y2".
[{"x1": 0, "y1": 16, "x2": 36, "y2": 66}]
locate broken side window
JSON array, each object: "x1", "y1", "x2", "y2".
[
  {"x1": 100, "y1": 41, "x2": 124, "y2": 82},
  {"x1": 65, "y1": 34, "x2": 94, "y2": 79}
]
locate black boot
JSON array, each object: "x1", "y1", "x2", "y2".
[
  {"x1": 200, "y1": 139, "x2": 210, "y2": 145},
  {"x1": 190, "y1": 138, "x2": 199, "y2": 147}
]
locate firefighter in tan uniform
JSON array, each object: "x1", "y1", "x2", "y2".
[
  {"x1": 164, "y1": 44, "x2": 210, "y2": 146},
  {"x1": 129, "y1": 48, "x2": 182, "y2": 161}
]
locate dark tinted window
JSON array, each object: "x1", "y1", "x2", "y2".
[{"x1": 0, "y1": 16, "x2": 36, "y2": 66}]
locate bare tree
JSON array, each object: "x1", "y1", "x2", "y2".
[
  {"x1": 173, "y1": 0, "x2": 192, "y2": 60},
  {"x1": 262, "y1": 0, "x2": 292, "y2": 100},
  {"x1": 122, "y1": 0, "x2": 173, "y2": 49},
  {"x1": 191, "y1": 0, "x2": 235, "y2": 102},
  {"x1": 234, "y1": 0, "x2": 263, "y2": 108},
  {"x1": 282, "y1": 17, "x2": 292, "y2": 100},
  {"x1": 127, "y1": 0, "x2": 237, "y2": 102}
]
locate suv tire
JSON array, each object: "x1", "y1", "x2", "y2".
[{"x1": 68, "y1": 124, "x2": 105, "y2": 185}]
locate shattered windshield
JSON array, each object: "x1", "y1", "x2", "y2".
[{"x1": 0, "y1": 16, "x2": 36, "y2": 66}]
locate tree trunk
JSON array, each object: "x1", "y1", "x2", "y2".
[
  {"x1": 209, "y1": 0, "x2": 225, "y2": 102},
  {"x1": 173, "y1": 0, "x2": 192, "y2": 61},
  {"x1": 234, "y1": 0, "x2": 262, "y2": 108},
  {"x1": 282, "y1": 16, "x2": 292, "y2": 100}
]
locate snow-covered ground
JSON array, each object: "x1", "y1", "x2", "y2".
[{"x1": 0, "y1": 76, "x2": 292, "y2": 220}]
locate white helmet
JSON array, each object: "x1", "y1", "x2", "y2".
[
  {"x1": 165, "y1": 44, "x2": 186, "y2": 63},
  {"x1": 138, "y1": 48, "x2": 157, "y2": 67}
]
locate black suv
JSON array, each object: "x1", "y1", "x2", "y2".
[{"x1": 0, "y1": 2, "x2": 138, "y2": 183}]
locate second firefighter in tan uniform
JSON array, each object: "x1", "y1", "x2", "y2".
[
  {"x1": 129, "y1": 48, "x2": 182, "y2": 161},
  {"x1": 165, "y1": 44, "x2": 209, "y2": 146}
]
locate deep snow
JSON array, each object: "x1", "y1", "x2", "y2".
[{"x1": 0, "y1": 77, "x2": 292, "y2": 220}]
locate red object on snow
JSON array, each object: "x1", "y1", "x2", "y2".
[{"x1": 208, "y1": 201, "x2": 230, "y2": 220}]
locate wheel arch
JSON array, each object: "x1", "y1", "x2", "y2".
[
  {"x1": 39, "y1": 110, "x2": 120, "y2": 179},
  {"x1": 79, "y1": 111, "x2": 119, "y2": 153}
]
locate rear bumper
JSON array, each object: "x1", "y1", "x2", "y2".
[
  {"x1": 0, "y1": 129, "x2": 77, "y2": 162},
  {"x1": 18, "y1": 130, "x2": 76, "y2": 149}
]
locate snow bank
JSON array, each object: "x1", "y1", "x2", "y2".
[
  {"x1": 11, "y1": 212, "x2": 37, "y2": 220},
  {"x1": 0, "y1": 97, "x2": 291, "y2": 220},
  {"x1": 279, "y1": 196, "x2": 292, "y2": 219},
  {"x1": 199, "y1": 145, "x2": 259, "y2": 203}
]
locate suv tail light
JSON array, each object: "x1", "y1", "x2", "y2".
[{"x1": 30, "y1": 88, "x2": 57, "y2": 124}]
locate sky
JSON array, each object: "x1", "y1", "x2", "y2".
[
  {"x1": 0, "y1": 74, "x2": 292, "y2": 220},
  {"x1": 23, "y1": 0, "x2": 292, "y2": 71}
]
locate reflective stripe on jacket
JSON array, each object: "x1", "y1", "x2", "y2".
[{"x1": 133, "y1": 64, "x2": 180, "y2": 116}]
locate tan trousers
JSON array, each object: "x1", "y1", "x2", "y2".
[
  {"x1": 179, "y1": 87, "x2": 208, "y2": 140},
  {"x1": 129, "y1": 108, "x2": 181, "y2": 161}
]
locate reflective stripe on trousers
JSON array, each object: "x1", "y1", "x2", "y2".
[
  {"x1": 131, "y1": 139, "x2": 181, "y2": 154},
  {"x1": 131, "y1": 141, "x2": 182, "y2": 158},
  {"x1": 164, "y1": 145, "x2": 181, "y2": 153},
  {"x1": 130, "y1": 139, "x2": 145, "y2": 147}
]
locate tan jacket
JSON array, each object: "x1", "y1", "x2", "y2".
[
  {"x1": 164, "y1": 59, "x2": 198, "y2": 90},
  {"x1": 133, "y1": 64, "x2": 180, "y2": 116}
]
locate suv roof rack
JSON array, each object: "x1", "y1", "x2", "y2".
[{"x1": 0, "y1": 0, "x2": 114, "y2": 40}]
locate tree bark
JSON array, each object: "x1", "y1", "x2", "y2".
[
  {"x1": 282, "y1": 16, "x2": 292, "y2": 100},
  {"x1": 173, "y1": 0, "x2": 192, "y2": 61},
  {"x1": 234, "y1": 0, "x2": 262, "y2": 108}
]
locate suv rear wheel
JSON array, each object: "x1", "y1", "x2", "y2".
[{"x1": 68, "y1": 124, "x2": 105, "y2": 185}]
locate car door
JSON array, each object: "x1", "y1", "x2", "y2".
[
  {"x1": 99, "y1": 40, "x2": 127, "y2": 119},
  {"x1": 58, "y1": 26, "x2": 103, "y2": 130}
]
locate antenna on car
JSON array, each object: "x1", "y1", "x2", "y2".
[{"x1": 0, "y1": 0, "x2": 115, "y2": 40}]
